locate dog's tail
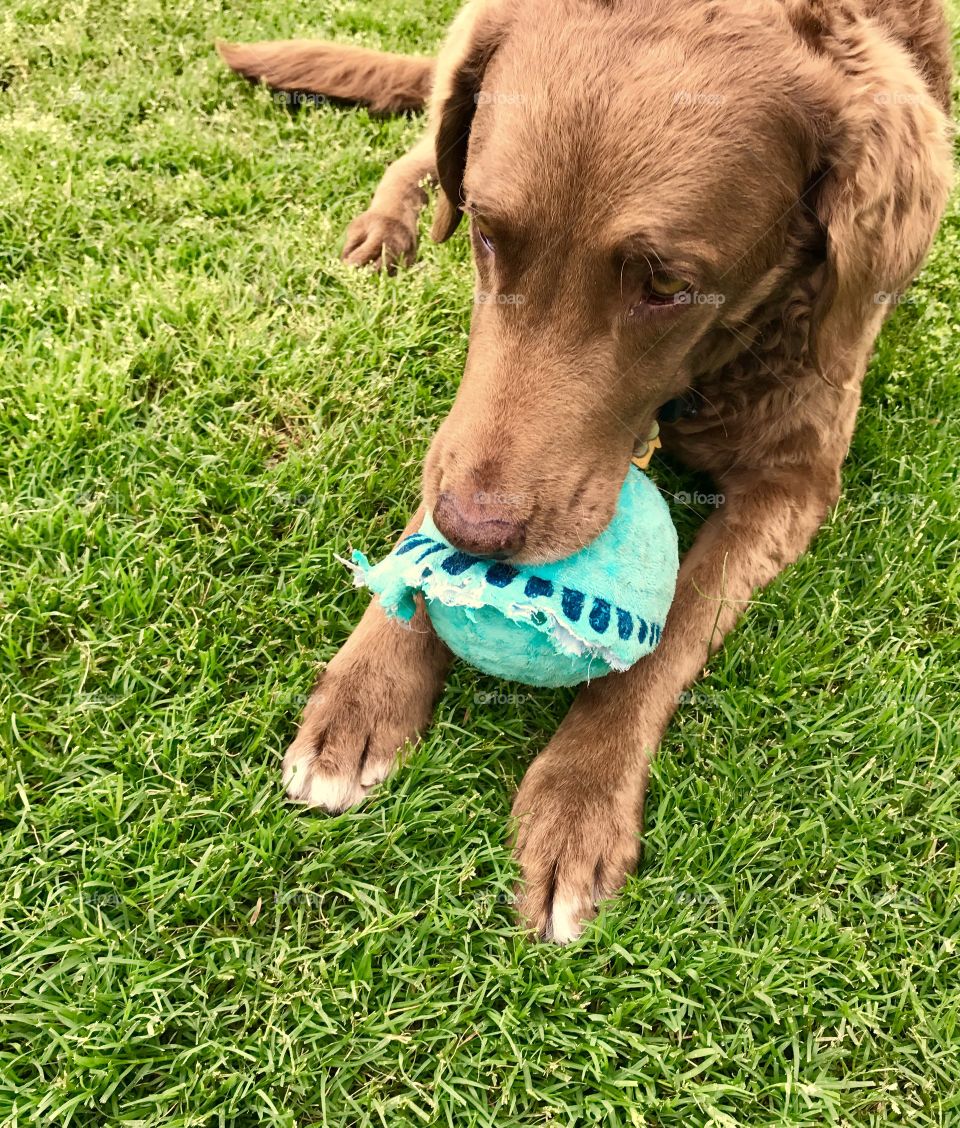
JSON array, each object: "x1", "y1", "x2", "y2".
[{"x1": 216, "y1": 39, "x2": 435, "y2": 114}]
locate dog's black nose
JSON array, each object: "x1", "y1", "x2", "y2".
[{"x1": 432, "y1": 491, "x2": 526, "y2": 559}]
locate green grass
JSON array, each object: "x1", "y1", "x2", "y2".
[{"x1": 1, "y1": 1, "x2": 958, "y2": 1124}]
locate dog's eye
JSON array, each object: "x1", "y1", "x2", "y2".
[
  {"x1": 648, "y1": 272, "x2": 690, "y2": 300},
  {"x1": 474, "y1": 219, "x2": 495, "y2": 254}
]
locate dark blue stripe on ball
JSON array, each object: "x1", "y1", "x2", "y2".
[
  {"x1": 524, "y1": 575, "x2": 553, "y2": 598},
  {"x1": 589, "y1": 598, "x2": 610, "y2": 634},
  {"x1": 637, "y1": 618, "x2": 648, "y2": 645},
  {"x1": 415, "y1": 542, "x2": 446, "y2": 563},
  {"x1": 616, "y1": 608, "x2": 633, "y2": 640},
  {"x1": 396, "y1": 534, "x2": 432, "y2": 556},
  {"x1": 561, "y1": 587, "x2": 585, "y2": 622},
  {"x1": 486, "y1": 562, "x2": 519, "y2": 588},
  {"x1": 441, "y1": 552, "x2": 479, "y2": 576}
]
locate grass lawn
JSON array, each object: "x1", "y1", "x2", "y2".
[{"x1": 1, "y1": 0, "x2": 959, "y2": 1124}]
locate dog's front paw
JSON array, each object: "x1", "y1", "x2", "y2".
[
  {"x1": 283, "y1": 650, "x2": 438, "y2": 812},
  {"x1": 341, "y1": 210, "x2": 417, "y2": 271},
  {"x1": 511, "y1": 746, "x2": 644, "y2": 943}
]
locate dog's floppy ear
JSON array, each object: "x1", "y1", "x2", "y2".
[
  {"x1": 428, "y1": 0, "x2": 514, "y2": 242},
  {"x1": 801, "y1": 13, "x2": 953, "y2": 368}
]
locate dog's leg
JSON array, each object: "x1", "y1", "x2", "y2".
[
  {"x1": 339, "y1": 0, "x2": 502, "y2": 270},
  {"x1": 284, "y1": 508, "x2": 452, "y2": 810},
  {"x1": 342, "y1": 133, "x2": 436, "y2": 270},
  {"x1": 512, "y1": 467, "x2": 841, "y2": 941},
  {"x1": 218, "y1": 38, "x2": 436, "y2": 270}
]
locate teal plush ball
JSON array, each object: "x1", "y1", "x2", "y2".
[{"x1": 350, "y1": 468, "x2": 678, "y2": 688}]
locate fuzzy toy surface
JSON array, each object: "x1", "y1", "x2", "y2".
[{"x1": 350, "y1": 468, "x2": 678, "y2": 688}]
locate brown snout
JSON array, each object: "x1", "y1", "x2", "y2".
[{"x1": 432, "y1": 489, "x2": 527, "y2": 559}]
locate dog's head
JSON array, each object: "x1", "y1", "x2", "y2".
[{"x1": 422, "y1": 0, "x2": 951, "y2": 562}]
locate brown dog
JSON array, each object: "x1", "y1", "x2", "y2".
[{"x1": 219, "y1": 0, "x2": 953, "y2": 941}]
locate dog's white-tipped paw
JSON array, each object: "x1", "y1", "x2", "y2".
[
  {"x1": 512, "y1": 746, "x2": 643, "y2": 943},
  {"x1": 283, "y1": 740, "x2": 368, "y2": 813},
  {"x1": 545, "y1": 894, "x2": 591, "y2": 944},
  {"x1": 358, "y1": 758, "x2": 394, "y2": 789},
  {"x1": 279, "y1": 611, "x2": 449, "y2": 818},
  {"x1": 281, "y1": 665, "x2": 432, "y2": 814},
  {"x1": 293, "y1": 769, "x2": 366, "y2": 812}
]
